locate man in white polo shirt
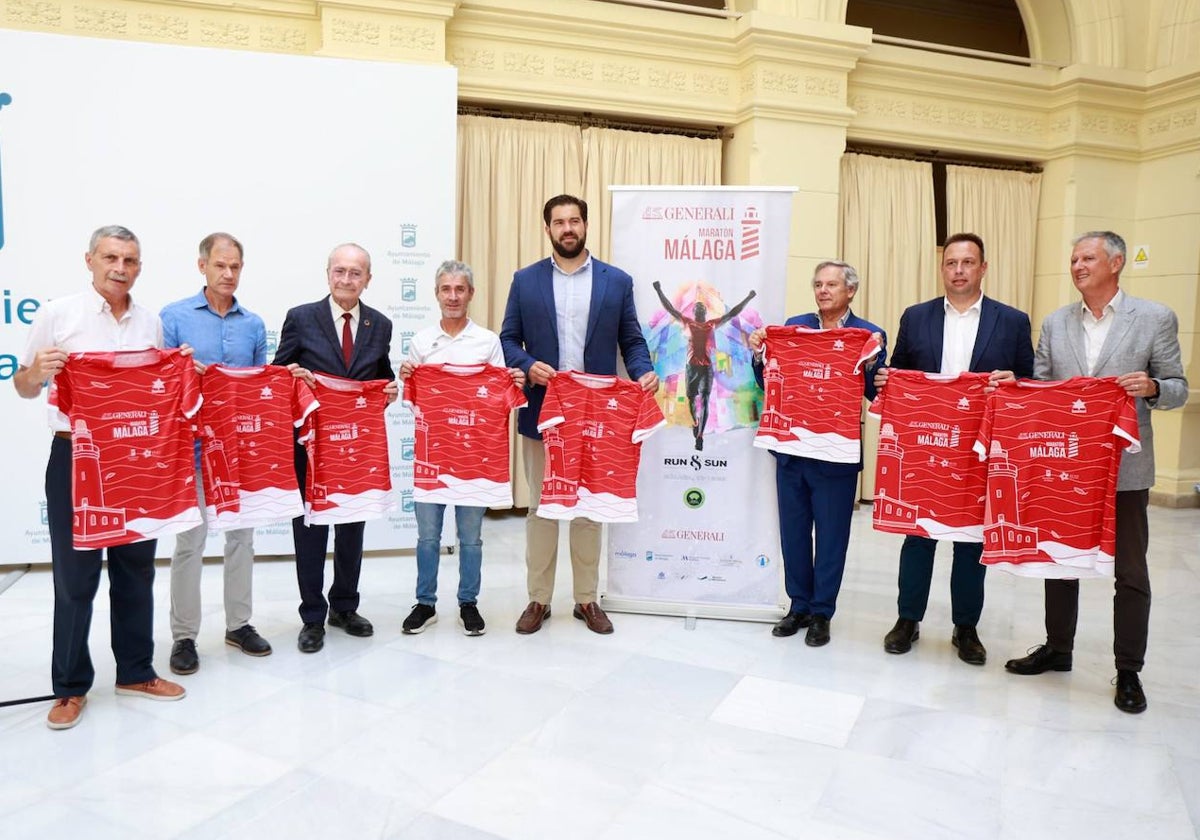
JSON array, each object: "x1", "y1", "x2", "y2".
[
  {"x1": 14, "y1": 225, "x2": 187, "y2": 730},
  {"x1": 398, "y1": 260, "x2": 524, "y2": 636}
]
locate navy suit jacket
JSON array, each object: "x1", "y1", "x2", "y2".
[
  {"x1": 889, "y1": 295, "x2": 1033, "y2": 378},
  {"x1": 500, "y1": 256, "x2": 653, "y2": 439},
  {"x1": 754, "y1": 310, "x2": 888, "y2": 473},
  {"x1": 272, "y1": 295, "x2": 394, "y2": 382}
]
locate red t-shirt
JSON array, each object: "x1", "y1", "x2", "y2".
[
  {"x1": 51, "y1": 348, "x2": 202, "y2": 549},
  {"x1": 754, "y1": 325, "x2": 882, "y2": 462},
  {"x1": 199, "y1": 365, "x2": 318, "y2": 529},
  {"x1": 402, "y1": 363, "x2": 527, "y2": 506},
  {"x1": 300, "y1": 374, "x2": 395, "y2": 526},
  {"x1": 535, "y1": 372, "x2": 666, "y2": 523},
  {"x1": 868, "y1": 370, "x2": 991, "y2": 540},
  {"x1": 681, "y1": 316, "x2": 718, "y2": 367},
  {"x1": 973, "y1": 377, "x2": 1140, "y2": 578}
]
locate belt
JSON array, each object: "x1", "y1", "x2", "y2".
[{"x1": 54, "y1": 431, "x2": 71, "y2": 440}]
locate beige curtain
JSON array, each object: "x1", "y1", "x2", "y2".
[
  {"x1": 581, "y1": 126, "x2": 722, "y2": 260},
  {"x1": 839, "y1": 152, "x2": 937, "y2": 500},
  {"x1": 456, "y1": 115, "x2": 583, "y2": 331},
  {"x1": 456, "y1": 115, "x2": 721, "y2": 506},
  {"x1": 839, "y1": 153, "x2": 938, "y2": 339},
  {"x1": 946, "y1": 165, "x2": 1042, "y2": 314}
]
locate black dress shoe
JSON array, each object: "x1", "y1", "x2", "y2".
[
  {"x1": 805, "y1": 616, "x2": 831, "y2": 647},
  {"x1": 951, "y1": 625, "x2": 987, "y2": 666},
  {"x1": 297, "y1": 623, "x2": 325, "y2": 653},
  {"x1": 883, "y1": 618, "x2": 919, "y2": 654},
  {"x1": 169, "y1": 639, "x2": 199, "y2": 675},
  {"x1": 772, "y1": 611, "x2": 813, "y2": 637},
  {"x1": 1114, "y1": 669, "x2": 1147, "y2": 714},
  {"x1": 225, "y1": 625, "x2": 272, "y2": 656},
  {"x1": 1004, "y1": 644, "x2": 1072, "y2": 675},
  {"x1": 328, "y1": 610, "x2": 374, "y2": 637}
]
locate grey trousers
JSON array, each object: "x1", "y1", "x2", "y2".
[{"x1": 170, "y1": 470, "x2": 255, "y2": 640}]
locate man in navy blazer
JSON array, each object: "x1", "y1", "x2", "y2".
[
  {"x1": 876, "y1": 233, "x2": 1034, "y2": 665},
  {"x1": 749, "y1": 260, "x2": 886, "y2": 647},
  {"x1": 273, "y1": 243, "x2": 397, "y2": 653},
  {"x1": 500, "y1": 194, "x2": 658, "y2": 636}
]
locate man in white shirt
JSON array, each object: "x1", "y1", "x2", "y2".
[
  {"x1": 14, "y1": 225, "x2": 187, "y2": 730},
  {"x1": 397, "y1": 260, "x2": 523, "y2": 636},
  {"x1": 874, "y1": 233, "x2": 1034, "y2": 665}
]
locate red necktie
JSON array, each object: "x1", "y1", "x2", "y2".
[{"x1": 341, "y1": 312, "x2": 353, "y2": 369}]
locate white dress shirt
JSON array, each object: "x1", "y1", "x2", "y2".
[
  {"x1": 940, "y1": 294, "x2": 982, "y2": 375},
  {"x1": 329, "y1": 298, "x2": 361, "y2": 341},
  {"x1": 1081, "y1": 289, "x2": 1122, "y2": 374}
]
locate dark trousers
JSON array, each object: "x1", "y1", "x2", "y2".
[
  {"x1": 776, "y1": 456, "x2": 858, "y2": 619},
  {"x1": 46, "y1": 435, "x2": 158, "y2": 696},
  {"x1": 292, "y1": 442, "x2": 365, "y2": 625},
  {"x1": 1044, "y1": 489, "x2": 1150, "y2": 672},
  {"x1": 896, "y1": 536, "x2": 986, "y2": 626}
]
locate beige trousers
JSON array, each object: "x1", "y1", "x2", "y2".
[{"x1": 522, "y1": 436, "x2": 601, "y2": 604}]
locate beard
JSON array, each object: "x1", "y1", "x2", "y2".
[{"x1": 551, "y1": 231, "x2": 587, "y2": 260}]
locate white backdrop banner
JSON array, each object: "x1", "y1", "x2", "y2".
[
  {"x1": 0, "y1": 30, "x2": 456, "y2": 560},
  {"x1": 606, "y1": 187, "x2": 794, "y2": 616}
]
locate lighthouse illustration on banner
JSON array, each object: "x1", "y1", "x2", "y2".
[
  {"x1": 72, "y1": 419, "x2": 128, "y2": 543},
  {"x1": 981, "y1": 440, "x2": 1038, "y2": 556}
]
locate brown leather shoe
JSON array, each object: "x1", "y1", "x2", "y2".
[
  {"x1": 46, "y1": 696, "x2": 87, "y2": 730},
  {"x1": 115, "y1": 676, "x2": 187, "y2": 701},
  {"x1": 515, "y1": 602, "x2": 550, "y2": 634},
  {"x1": 573, "y1": 602, "x2": 614, "y2": 635}
]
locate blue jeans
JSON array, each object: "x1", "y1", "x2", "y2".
[{"x1": 414, "y1": 502, "x2": 485, "y2": 606}]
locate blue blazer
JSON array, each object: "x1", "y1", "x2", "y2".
[
  {"x1": 272, "y1": 295, "x2": 394, "y2": 382},
  {"x1": 889, "y1": 296, "x2": 1033, "y2": 378},
  {"x1": 500, "y1": 257, "x2": 653, "y2": 439},
  {"x1": 753, "y1": 310, "x2": 888, "y2": 473}
]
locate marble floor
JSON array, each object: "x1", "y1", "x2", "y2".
[{"x1": 1, "y1": 506, "x2": 1198, "y2": 840}]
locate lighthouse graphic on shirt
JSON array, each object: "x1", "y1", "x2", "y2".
[
  {"x1": 535, "y1": 372, "x2": 666, "y2": 523},
  {"x1": 869, "y1": 370, "x2": 990, "y2": 540},
  {"x1": 52, "y1": 348, "x2": 203, "y2": 549},
  {"x1": 199, "y1": 365, "x2": 318, "y2": 529},
  {"x1": 403, "y1": 364, "x2": 527, "y2": 506},
  {"x1": 754, "y1": 325, "x2": 882, "y2": 463},
  {"x1": 973, "y1": 377, "x2": 1140, "y2": 578}
]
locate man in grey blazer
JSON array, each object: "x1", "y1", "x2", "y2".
[{"x1": 1005, "y1": 231, "x2": 1187, "y2": 714}]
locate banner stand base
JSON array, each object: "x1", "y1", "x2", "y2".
[{"x1": 599, "y1": 594, "x2": 785, "y2": 624}]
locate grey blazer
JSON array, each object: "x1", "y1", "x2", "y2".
[{"x1": 1034, "y1": 292, "x2": 1187, "y2": 491}]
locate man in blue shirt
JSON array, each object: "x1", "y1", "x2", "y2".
[{"x1": 160, "y1": 233, "x2": 270, "y2": 674}]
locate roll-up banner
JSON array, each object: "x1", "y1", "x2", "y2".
[{"x1": 605, "y1": 186, "x2": 795, "y2": 620}]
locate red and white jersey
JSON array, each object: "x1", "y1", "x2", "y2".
[
  {"x1": 301, "y1": 374, "x2": 395, "y2": 526},
  {"x1": 868, "y1": 371, "x2": 991, "y2": 541},
  {"x1": 402, "y1": 364, "x2": 526, "y2": 506},
  {"x1": 973, "y1": 377, "x2": 1140, "y2": 578},
  {"x1": 535, "y1": 371, "x2": 666, "y2": 523},
  {"x1": 51, "y1": 348, "x2": 202, "y2": 549},
  {"x1": 199, "y1": 365, "x2": 318, "y2": 529},
  {"x1": 754, "y1": 325, "x2": 882, "y2": 462}
]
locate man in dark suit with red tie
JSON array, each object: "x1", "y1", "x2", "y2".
[
  {"x1": 273, "y1": 243, "x2": 397, "y2": 653},
  {"x1": 875, "y1": 233, "x2": 1034, "y2": 665}
]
